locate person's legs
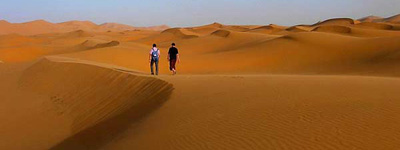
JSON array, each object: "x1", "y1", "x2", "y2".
[
  {"x1": 169, "y1": 60, "x2": 173, "y2": 71},
  {"x1": 169, "y1": 61, "x2": 172, "y2": 71},
  {"x1": 155, "y1": 59, "x2": 159, "y2": 75},
  {"x1": 150, "y1": 59, "x2": 154, "y2": 75},
  {"x1": 170, "y1": 59, "x2": 176, "y2": 74}
]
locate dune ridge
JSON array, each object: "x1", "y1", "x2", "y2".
[
  {"x1": 161, "y1": 28, "x2": 199, "y2": 38},
  {"x1": 17, "y1": 57, "x2": 173, "y2": 150},
  {"x1": 286, "y1": 26, "x2": 311, "y2": 32},
  {"x1": 313, "y1": 18, "x2": 355, "y2": 26},
  {"x1": 247, "y1": 24, "x2": 287, "y2": 34},
  {"x1": 312, "y1": 25, "x2": 352, "y2": 34}
]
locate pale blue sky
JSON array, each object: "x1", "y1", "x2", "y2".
[{"x1": 0, "y1": 0, "x2": 399, "y2": 27}]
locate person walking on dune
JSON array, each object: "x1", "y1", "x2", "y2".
[
  {"x1": 168, "y1": 43, "x2": 180, "y2": 75},
  {"x1": 149, "y1": 44, "x2": 160, "y2": 75}
]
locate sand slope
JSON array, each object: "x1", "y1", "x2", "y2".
[
  {"x1": 0, "y1": 57, "x2": 173, "y2": 150},
  {"x1": 101, "y1": 75, "x2": 400, "y2": 150}
]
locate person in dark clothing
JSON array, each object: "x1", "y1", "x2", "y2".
[
  {"x1": 149, "y1": 44, "x2": 160, "y2": 75},
  {"x1": 168, "y1": 43, "x2": 180, "y2": 75}
]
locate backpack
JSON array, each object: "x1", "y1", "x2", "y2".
[{"x1": 151, "y1": 48, "x2": 159, "y2": 60}]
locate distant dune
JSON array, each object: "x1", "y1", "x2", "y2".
[
  {"x1": 0, "y1": 20, "x2": 169, "y2": 35},
  {"x1": 358, "y1": 14, "x2": 400, "y2": 24},
  {"x1": 247, "y1": 24, "x2": 287, "y2": 34},
  {"x1": 211, "y1": 29, "x2": 231, "y2": 37},
  {"x1": 355, "y1": 22, "x2": 394, "y2": 30},
  {"x1": 99, "y1": 23, "x2": 169, "y2": 31},
  {"x1": 358, "y1": 15, "x2": 384, "y2": 22},
  {"x1": 384, "y1": 14, "x2": 400, "y2": 23},
  {"x1": 313, "y1": 18, "x2": 356, "y2": 26},
  {"x1": 312, "y1": 25, "x2": 352, "y2": 34},
  {"x1": 286, "y1": 26, "x2": 311, "y2": 32},
  {"x1": 79, "y1": 40, "x2": 120, "y2": 50}
]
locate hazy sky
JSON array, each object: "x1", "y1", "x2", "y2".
[{"x1": 1, "y1": 0, "x2": 399, "y2": 27}]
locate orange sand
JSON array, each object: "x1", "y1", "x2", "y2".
[{"x1": 1, "y1": 14, "x2": 400, "y2": 150}]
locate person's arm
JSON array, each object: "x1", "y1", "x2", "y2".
[
  {"x1": 177, "y1": 49, "x2": 180, "y2": 63},
  {"x1": 167, "y1": 49, "x2": 170, "y2": 61},
  {"x1": 149, "y1": 50, "x2": 152, "y2": 63},
  {"x1": 158, "y1": 50, "x2": 161, "y2": 59},
  {"x1": 149, "y1": 54, "x2": 152, "y2": 63}
]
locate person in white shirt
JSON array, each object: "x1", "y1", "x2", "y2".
[{"x1": 149, "y1": 44, "x2": 160, "y2": 75}]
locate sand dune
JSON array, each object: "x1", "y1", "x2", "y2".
[
  {"x1": 211, "y1": 29, "x2": 231, "y2": 37},
  {"x1": 137, "y1": 25, "x2": 171, "y2": 31},
  {"x1": 62, "y1": 24, "x2": 400, "y2": 75},
  {"x1": 2, "y1": 14, "x2": 400, "y2": 150},
  {"x1": 247, "y1": 24, "x2": 287, "y2": 34},
  {"x1": 3, "y1": 59, "x2": 400, "y2": 150},
  {"x1": 0, "y1": 45, "x2": 49, "y2": 62},
  {"x1": 136, "y1": 28, "x2": 198, "y2": 44},
  {"x1": 384, "y1": 14, "x2": 400, "y2": 23},
  {"x1": 100, "y1": 75, "x2": 400, "y2": 150},
  {"x1": 312, "y1": 25, "x2": 352, "y2": 34},
  {"x1": 58, "y1": 21, "x2": 99, "y2": 31},
  {"x1": 286, "y1": 26, "x2": 311, "y2": 32},
  {"x1": 99, "y1": 23, "x2": 169, "y2": 31},
  {"x1": 358, "y1": 15, "x2": 384, "y2": 22},
  {"x1": 1, "y1": 20, "x2": 61, "y2": 35},
  {"x1": 79, "y1": 40, "x2": 120, "y2": 50},
  {"x1": 62, "y1": 30, "x2": 95, "y2": 38},
  {"x1": 0, "y1": 20, "x2": 12, "y2": 30},
  {"x1": 0, "y1": 20, "x2": 10, "y2": 24},
  {"x1": 196, "y1": 22, "x2": 224, "y2": 29},
  {"x1": 0, "y1": 34, "x2": 42, "y2": 47},
  {"x1": 313, "y1": 18, "x2": 355, "y2": 26},
  {"x1": 168, "y1": 32, "x2": 400, "y2": 75},
  {"x1": 355, "y1": 22, "x2": 395, "y2": 30},
  {"x1": 358, "y1": 14, "x2": 400, "y2": 24},
  {"x1": 0, "y1": 57, "x2": 173, "y2": 150},
  {"x1": 222, "y1": 25, "x2": 251, "y2": 32},
  {"x1": 162, "y1": 28, "x2": 199, "y2": 38},
  {"x1": 186, "y1": 22, "x2": 224, "y2": 35},
  {"x1": 99, "y1": 23, "x2": 137, "y2": 31}
]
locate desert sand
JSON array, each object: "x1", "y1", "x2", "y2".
[{"x1": 1, "y1": 14, "x2": 400, "y2": 150}]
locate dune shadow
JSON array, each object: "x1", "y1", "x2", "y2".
[{"x1": 49, "y1": 85, "x2": 173, "y2": 150}]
